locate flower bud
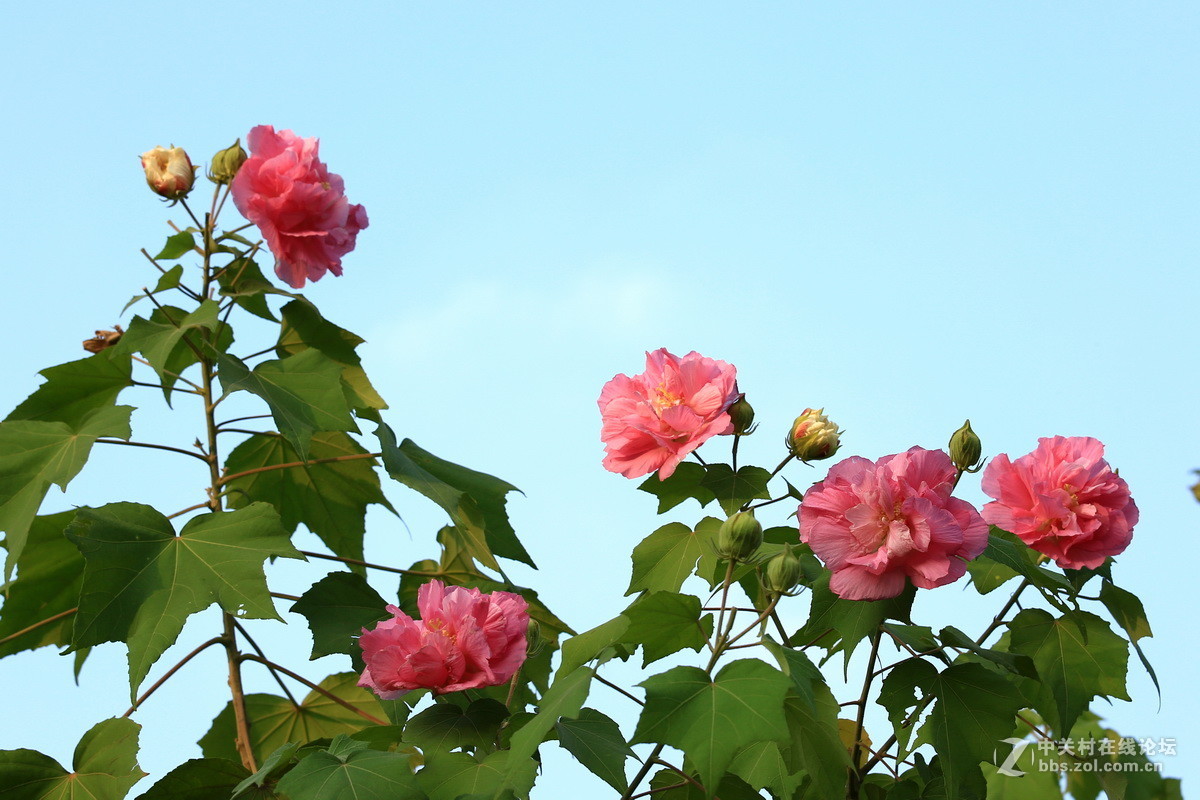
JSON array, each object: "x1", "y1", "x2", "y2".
[
  {"x1": 728, "y1": 396, "x2": 756, "y2": 435},
  {"x1": 764, "y1": 548, "x2": 803, "y2": 594},
  {"x1": 716, "y1": 512, "x2": 763, "y2": 561},
  {"x1": 526, "y1": 618, "x2": 544, "y2": 656},
  {"x1": 208, "y1": 139, "x2": 248, "y2": 185},
  {"x1": 787, "y1": 408, "x2": 841, "y2": 462},
  {"x1": 140, "y1": 146, "x2": 195, "y2": 201},
  {"x1": 949, "y1": 419, "x2": 983, "y2": 473}
]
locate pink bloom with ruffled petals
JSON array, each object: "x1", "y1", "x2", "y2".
[
  {"x1": 599, "y1": 348, "x2": 740, "y2": 480},
  {"x1": 981, "y1": 436, "x2": 1137, "y2": 570},
  {"x1": 357, "y1": 581, "x2": 528, "y2": 698},
  {"x1": 231, "y1": 125, "x2": 368, "y2": 289},
  {"x1": 799, "y1": 447, "x2": 988, "y2": 601}
]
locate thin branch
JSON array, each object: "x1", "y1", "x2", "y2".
[
  {"x1": 140, "y1": 248, "x2": 202, "y2": 302},
  {"x1": 848, "y1": 628, "x2": 884, "y2": 797},
  {"x1": 216, "y1": 414, "x2": 273, "y2": 429},
  {"x1": 141, "y1": 288, "x2": 206, "y2": 361},
  {"x1": 0, "y1": 607, "x2": 77, "y2": 647},
  {"x1": 218, "y1": 452, "x2": 382, "y2": 485},
  {"x1": 240, "y1": 653, "x2": 387, "y2": 726},
  {"x1": 622, "y1": 743, "x2": 667, "y2": 800},
  {"x1": 129, "y1": 354, "x2": 204, "y2": 393},
  {"x1": 233, "y1": 620, "x2": 298, "y2": 706},
  {"x1": 297, "y1": 550, "x2": 444, "y2": 578},
  {"x1": 130, "y1": 379, "x2": 203, "y2": 395},
  {"x1": 123, "y1": 636, "x2": 223, "y2": 717},
  {"x1": 652, "y1": 759, "x2": 710, "y2": 795},
  {"x1": 631, "y1": 781, "x2": 689, "y2": 799},
  {"x1": 167, "y1": 500, "x2": 214, "y2": 520},
  {"x1": 95, "y1": 438, "x2": 211, "y2": 463},
  {"x1": 270, "y1": 591, "x2": 302, "y2": 603},
  {"x1": 222, "y1": 615, "x2": 258, "y2": 772},
  {"x1": 595, "y1": 673, "x2": 644, "y2": 706}
]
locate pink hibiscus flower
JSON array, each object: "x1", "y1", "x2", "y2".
[
  {"x1": 598, "y1": 348, "x2": 740, "y2": 480},
  {"x1": 358, "y1": 581, "x2": 529, "y2": 698},
  {"x1": 981, "y1": 436, "x2": 1137, "y2": 570},
  {"x1": 231, "y1": 125, "x2": 368, "y2": 289},
  {"x1": 799, "y1": 447, "x2": 988, "y2": 600}
]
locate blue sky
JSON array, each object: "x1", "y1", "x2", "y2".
[{"x1": 0, "y1": 2, "x2": 1196, "y2": 795}]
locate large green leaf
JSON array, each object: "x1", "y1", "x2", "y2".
[
  {"x1": 925, "y1": 663, "x2": 1024, "y2": 798},
  {"x1": 216, "y1": 256, "x2": 291, "y2": 322},
  {"x1": 1008, "y1": 609, "x2": 1129, "y2": 735},
  {"x1": 647, "y1": 768, "x2": 763, "y2": 799},
  {"x1": 200, "y1": 673, "x2": 392, "y2": 766},
  {"x1": 377, "y1": 426, "x2": 532, "y2": 569},
  {"x1": 780, "y1": 686, "x2": 851, "y2": 799},
  {"x1": 291, "y1": 572, "x2": 390, "y2": 665},
  {"x1": 276, "y1": 299, "x2": 387, "y2": 417},
  {"x1": 0, "y1": 404, "x2": 132, "y2": 575},
  {"x1": 417, "y1": 750, "x2": 535, "y2": 800},
  {"x1": 622, "y1": 591, "x2": 712, "y2": 666},
  {"x1": 218, "y1": 350, "x2": 357, "y2": 459},
  {"x1": 133, "y1": 758, "x2": 257, "y2": 800},
  {"x1": 66, "y1": 502, "x2": 302, "y2": 694},
  {"x1": 627, "y1": 522, "x2": 705, "y2": 595},
  {"x1": 1099, "y1": 580, "x2": 1160, "y2": 697},
  {"x1": 790, "y1": 575, "x2": 914, "y2": 663},
  {"x1": 404, "y1": 699, "x2": 510, "y2": 752},
  {"x1": 555, "y1": 708, "x2": 636, "y2": 793},
  {"x1": 276, "y1": 736, "x2": 422, "y2": 800},
  {"x1": 555, "y1": 616, "x2": 630, "y2": 680},
  {"x1": 6, "y1": 350, "x2": 132, "y2": 426},
  {"x1": 876, "y1": 658, "x2": 937, "y2": 754},
  {"x1": 119, "y1": 301, "x2": 225, "y2": 402},
  {"x1": 699, "y1": 464, "x2": 771, "y2": 515},
  {"x1": 0, "y1": 717, "x2": 146, "y2": 800},
  {"x1": 224, "y1": 432, "x2": 394, "y2": 567},
  {"x1": 728, "y1": 740, "x2": 801, "y2": 799},
  {"x1": 505, "y1": 665, "x2": 593, "y2": 771},
  {"x1": 633, "y1": 659, "x2": 790, "y2": 791},
  {"x1": 637, "y1": 462, "x2": 716, "y2": 512},
  {"x1": 0, "y1": 511, "x2": 82, "y2": 657}
]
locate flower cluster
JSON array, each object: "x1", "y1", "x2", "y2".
[
  {"x1": 358, "y1": 581, "x2": 529, "y2": 698},
  {"x1": 598, "y1": 348, "x2": 740, "y2": 480},
  {"x1": 231, "y1": 125, "x2": 369, "y2": 289}
]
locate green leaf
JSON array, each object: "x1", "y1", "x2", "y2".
[
  {"x1": 218, "y1": 350, "x2": 357, "y2": 459},
  {"x1": 555, "y1": 708, "x2": 636, "y2": 793},
  {"x1": 134, "y1": 758, "x2": 254, "y2": 800},
  {"x1": 980, "y1": 528, "x2": 1074, "y2": 597},
  {"x1": 926, "y1": 663, "x2": 1024, "y2": 798},
  {"x1": 633, "y1": 659, "x2": 790, "y2": 791},
  {"x1": 0, "y1": 511, "x2": 83, "y2": 657},
  {"x1": 418, "y1": 750, "x2": 535, "y2": 800},
  {"x1": 290, "y1": 572, "x2": 389, "y2": 664},
  {"x1": 155, "y1": 231, "x2": 196, "y2": 260},
  {"x1": 377, "y1": 426, "x2": 531, "y2": 569},
  {"x1": 790, "y1": 575, "x2": 914, "y2": 664},
  {"x1": 276, "y1": 735, "x2": 422, "y2": 800},
  {"x1": 627, "y1": 522, "x2": 705, "y2": 595},
  {"x1": 123, "y1": 265, "x2": 188, "y2": 314},
  {"x1": 938, "y1": 626, "x2": 1037, "y2": 679},
  {"x1": 119, "y1": 302, "x2": 231, "y2": 403},
  {"x1": 6, "y1": 350, "x2": 132, "y2": 426},
  {"x1": 761, "y1": 637, "x2": 825, "y2": 710},
  {"x1": 556, "y1": 616, "x2": 630, "y2": 680},
  {"x1": 1099, "y1": 580, "x2": 1159, "y2": 697},
  {"x1": 216, "y1": 257, "x2": 288, "y2": 322},
  {"x1": 200, "y1": 673, "x2": 391, "y2": 766},
  {"x1": 505, "y1": 665, "x2": 593, "y2": 771},
  {"x1": 699, "y1": 463, "x2": 771, "y2": 515},
  {"x1": 66, "y1": 502, "x2": 302, "y2": 694},
  {"x1": 980, "y1": 745, "x2": 1063, "y2": 800},
  {"x1": 622, "y1": 591, "x2": 712, "y2": 666},
  {"x1": 276, "y1": 300, "x2": 387, "y2": 417},
  {"x1": 780, "y1": 686, "x2": 852, "y2": 799},
  {"x1": 0, "y1": 717, "x2": 146, "y2": 800},
  {"x1": 728, "y1": 740, "x2": 800, "y2": 799},
  {"x1": 637, "y1": 462, "x2": 715, "y2": 512},
  {"x1": 647, "y1": 768, "x2": 762, "y2": 799},
  {"x1": 881, "y1": 623, "x2": 942, "y2": 657},
  {"x1": 231, "y1": 743, "x2": 300, "y2": 798},
  {"x1": 966, "y1": 552, "x2": 1020, "y2": 594},
  {"x1": 224, "y1": 432, "x2": 394, "y2": 568},
  {"x1": 0, "y1": 403, "x2": 132, "y2": 575},
  {"x1": 876, "y1": 658, "x2": 937, "y2": 753},
  {"x1": 403, "y1": 699, "x2": 510, "y2": 752},
  {"x1": 1008, "y1": 609, "x2": 1130, "y2": 735}
]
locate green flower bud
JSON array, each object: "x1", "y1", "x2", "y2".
[
  {"x1": 949, "y1": 419, "x2": 983, "y2": 473},
  {"x1": 716, "y1": 512, "x2": 763, "y2": 561},
  {"x1": 728, "y1": 396, "x2": 756, "y2": 435},
  {"x1": 208, "y1": 139, "x2": 248, "y2": 185},
  {"x1": 787, "y1": 408, "x2": 841, "y2": 462},
  {"x1": 764, "y1": 548, "x2": 802, "y2": 594}
]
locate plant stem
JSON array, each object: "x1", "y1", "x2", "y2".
[
  {"x1": 218, "y1": 452, "x2": 383, "y2": 484},
  {"x1": 297, "y1": 550, "x2": 444, "y2": 577},
  {"x1": 622, "y1": 743, "x2": 667, "y2": 800},
  {"x1": 222, "y1": 616, "x2": 258, "y2": 771},
  {"x1": 95, "y1": 438, "x2": 210, "y2": 463},
  {"x1": 0, "y1": 607, "x2": 77, "y2": 647},
  {"x1": 123, "y1": 636, "x2": 223, "y2": 717},
  {"x1": 594, "y1": 672, "x2": 644, "y2": 706},
  {"x1": 847, "y1": 628, "x2": 884, "y2": 798},
  {"x1": 233, "y1": 620, "x2": 298, "y2": 706},
  {"x1": 239, "y1": 653, "x2": 387, "y2": 726}
]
